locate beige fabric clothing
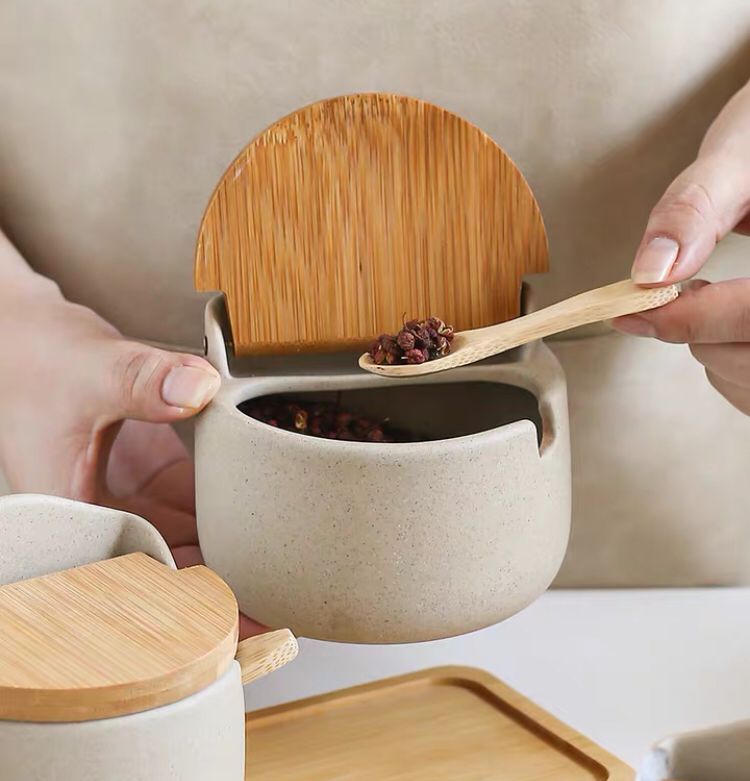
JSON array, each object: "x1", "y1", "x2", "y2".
[{"x1": 1, "y1": 1, "x2": 749, "y2": 585}]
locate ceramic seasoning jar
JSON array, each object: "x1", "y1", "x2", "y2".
[
  {"x1": 195, "y1": 297, "x2": 571, "y2": 643},
  {"x1": 192, "y1": 93, "x2": 572, "y2": 643},
  {"x1": 0, "y1": 494, "x2": 297, "y2": 781}
]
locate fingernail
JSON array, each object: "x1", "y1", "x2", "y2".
[
  {"x1": 632, "y1": 237, "x2": 680, "y2": 284},
  {"x1": 612, "y1": 315, "x2": 656, "y2": 338},
  {"x1": 162, "y1": 366, "x2": 220, "y2": 409}
]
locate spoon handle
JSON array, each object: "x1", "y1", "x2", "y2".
[
  {"x1": 235, "y1": 628, "x2": 298, "y2": 686},
  {"x1": 464, "y1": 279, "x2": 679, "y2": 357}
]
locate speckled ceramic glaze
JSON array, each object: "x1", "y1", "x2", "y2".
[
  {"x1": 0, "y1": 495, "x2": 246, "y2": 781},
  {"x1": 195, "y1": 298, "x2": 572, "y2": 643},
  {"x1": 0, "y1": 664, "x2": 245, "y2": 781},
  {"x1": 0, "y1": 494, "x2": 175, "y2": 586}
]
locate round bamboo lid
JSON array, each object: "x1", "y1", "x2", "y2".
[
  {"x1": 195, "y1": 92, "x2": 548, "y2": 356},
  {"x1": 0, "y1": 553, "x2": 239, "y2": 722}
]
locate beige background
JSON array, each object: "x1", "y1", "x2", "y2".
[{"x1": 1, "y1": 1, "x2": 749, "y2": 585}]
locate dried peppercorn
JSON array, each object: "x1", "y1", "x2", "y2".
[
  {"x1": 369, "y1": 316, "x2": 455, "y2": 365},
  {"x1": 404, "y1": 348, "x2": 427, "y2": 364},
  {"x1": 293, "y1": 409, "x2": 308, "y2": 432},
  {"x1": 239, "y1": 395, "x2": 424, "y2": 443},
  {"x1": 396, "y1": 331, "x2": 416, "y2": 351}
]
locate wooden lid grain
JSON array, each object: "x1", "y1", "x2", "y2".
[
  {"x1": 0, "y1": 553, "x2": 239, "y2": 722},
  {"x1": 195, "y1": 93, "x2": 548, "y2": 356}
]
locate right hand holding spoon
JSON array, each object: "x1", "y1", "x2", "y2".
[{"x1": 613, "y1": 78, "x2": 750, "y2": 416}]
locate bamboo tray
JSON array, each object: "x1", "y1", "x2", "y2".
[{"x1": 244, "y1": 666, "x2": 633, "y2": 780}]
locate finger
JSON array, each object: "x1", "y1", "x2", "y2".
[
  {"x1": 239, "y1": 614, "x2": 269, "y2": 639},
  {"x1": 106, "y1": 421, "x2": 189, "y2": 498},
  {"x1": 631, "y1": 155, "x2": 750, "y2": 285},
  {"x1": 736, "y1": 213, "x2": 750, "y2": 236},
  {"x1": 612, "y1": 279, "x2": 709, "y2": 337},
  {"x1": 171, "y1": 544, "x2": 204, "y2": 569},
  {"x1": 107, "y1": 493, "x2": 198, "y2": 549},
  {"x1": 613, "y1": 279, "x2": 750, "y2": 344},
  {"x1": 138, "y1": 457, "x2": 196, "y2": 515},
  {"x1": 99, "y1": 340, "x2": 220, "y2": 424},
  {"x1": 690, "y1": 342, "x2": 750, "y2": 387},
  {"x1": 86, "y1": 342, "x2": 217, "y2": 497},
  {"x1": 705, "y1": 369, "x2": 750, "y2": 416}
]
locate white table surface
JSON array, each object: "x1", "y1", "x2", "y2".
[{"x1": 244, "y1": 588, "x2": 750, "y2": 768}]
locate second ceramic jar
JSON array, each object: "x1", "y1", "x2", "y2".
[
  {"x1": 194, "y1": 298, "x2": 571, "y2": 643},
  {"x1": 0, "y1": 494, "x2": 296, "y2": 781}
]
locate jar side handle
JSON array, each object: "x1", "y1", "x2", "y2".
[
  {"x1": 515, "y1": 340, "x2": 569, "y2": 457},
  {"x1": 204, "y1": 295, "x2": 232, "y2": 379}
]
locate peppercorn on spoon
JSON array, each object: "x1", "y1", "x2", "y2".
[{"x1": 359, "y1": 279, "x2": 679, "y2": 377}]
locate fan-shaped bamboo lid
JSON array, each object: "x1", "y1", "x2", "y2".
[
  {"x1": 0, "y1": 553, "x2": 238, "y2": 722},
  {"x1": 195, "y1": 93, "x2": 548, "y2": 356}
]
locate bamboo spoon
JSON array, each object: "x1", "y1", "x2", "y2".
[{"x1": 359, "y1": 279, "x2": 679, "y2": 378}]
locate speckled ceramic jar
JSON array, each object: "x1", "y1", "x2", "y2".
[
  {"x1": 0, "y1": 495, "x2": 246, "y2": 781},
  {"x1": 196, "y1": 297, "x2": 571, "y2": 643}
]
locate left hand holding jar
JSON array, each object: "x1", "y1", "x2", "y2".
[{"x1": 0, "y1": 228, "x2": 264, "y2": 637}]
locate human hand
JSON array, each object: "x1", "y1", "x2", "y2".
[
  {"x1": 0, "y1": 232, "x2": 264, "y2": 636},
  {"x1": 613, "y1": 79, "x2": 750, "y2": 415}
]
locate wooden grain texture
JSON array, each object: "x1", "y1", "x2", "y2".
[
  {"x1": 360, "y1": 279, "x2": 679, "y2": 377},
  {"x1": 235, "y1": 629, "x2": 298, "y2": 686},
  {"x1": 244, "y1": 666, "x2": 633, "y2": 780},
  {"x1": 0, "y1": 553, "x2": 238, "y2": 722},
  {"x1": 195, "y1": 93, "x2": 548, "y2": 356}
]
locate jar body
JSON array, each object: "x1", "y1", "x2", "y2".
[
  {"x1": 196, "y1": 300, "x2": 571, "y2": 643},
  {"x1": 0, "y1": 663, "x2": 245, "y2": 781}
]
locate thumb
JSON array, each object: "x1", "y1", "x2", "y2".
[
  {"x1": 631, "y1": 154, "x2": 749, "y2": 286},
  {"x1": 102, "y1": 340, "x2": 221, "y2": 424}
]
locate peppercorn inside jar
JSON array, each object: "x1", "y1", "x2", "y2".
[
  {"x1": 238, "y1": 395, "x2": 425, "y2": 443},
  {"x1": 238, "y1": 383, "x2": 542, "y2": 447}
]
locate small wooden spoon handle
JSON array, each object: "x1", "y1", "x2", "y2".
[
  {"x1": 235, "y1": 628, "x2": 298, "y2": 685},
  {"x1": 470, "y1": 279, "x2": 679, "y2": 354}
]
